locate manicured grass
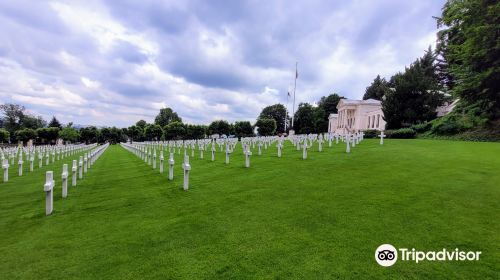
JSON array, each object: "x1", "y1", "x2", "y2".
[{"x1": 0, "y1": 139, "x2": 498, "y2": 279}]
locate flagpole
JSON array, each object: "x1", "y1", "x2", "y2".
[{"x1": 291, "y1": 61, "x2": 298, "y2": 129}]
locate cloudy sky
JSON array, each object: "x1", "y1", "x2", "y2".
[{"x1": 0, "y1": 0, "x2": 445, "y2": 127}]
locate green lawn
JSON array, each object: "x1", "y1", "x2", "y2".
[{"x1": 0, "y1": 139, "x2": 498, "y2": 279}]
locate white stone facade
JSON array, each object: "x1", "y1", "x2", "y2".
[{"x1": 328, "y1": 99, "x2": 386, "y2": 133}]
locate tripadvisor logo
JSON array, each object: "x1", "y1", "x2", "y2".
[{"x1": 375, "y1": 244, "x2": 481, "y2": 267}]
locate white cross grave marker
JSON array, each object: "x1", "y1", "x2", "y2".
[
  {"x1": 245, "y1": 148, "x2": 252, "y2": 168},
  {"x1": 168, "y1": 153, "x2": 175, "y2": 181},
  {"x1": 159, "y1": 151, "x2": 164, "y2": 173},
  {"x1": 72, "y1": 160, "x2": 77, "y2": 187},
  {"x1": 61, "y1": 164, "x2": 68, "y2": 198},
  {"x1": 78, "y1": 156, "x2": 83, "y2": 179},
  {"x1": 378, "y1": 131, "x2": 386, "y2": 145},
  {"x1": 182, "y1": 155, "x2": 191, "y2": 191},
  {"x1": 44, "y1": 171, "x2": 55, "y2": 215},
  {"x1": 2, "y1": 159, "x2": 9, "y2": 182}
]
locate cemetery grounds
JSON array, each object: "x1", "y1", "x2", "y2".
[{"x1": 0, "y1": 139, "x2": 499, "y2": 279}]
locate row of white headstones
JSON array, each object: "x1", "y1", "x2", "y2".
[
  {"x1": 42, "y1": 143, "x2": 109, "y2": 216},
  {"x1": 120, "y1": 131, "x2": 387, "y2": 190},
  {"x1": 1, "y1": 143, "x2": 98, "y2": 183}
]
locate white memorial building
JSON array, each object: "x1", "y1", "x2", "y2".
[{"x1": 328, "y1": 99, "x2": 386, "y2": 133}]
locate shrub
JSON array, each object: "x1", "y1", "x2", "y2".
[
  {"x1": 363, "y1": 129, "x2": 379, "y2": 138},
  {"x1": 0, "y1": 128, "x2": 10, "y2": 143},
  {"x1": 410, "y1": 122, "x2": 431, "y2": 133},
  {"x1": 14, "y1": 128, "x2": 37, "y2": 143},
  {"x1": 430, "y1": 112, "x2": 487, "y2": 135},
  {"x1": 386, "y1": 128, "x2": 416, "y2": 139}
]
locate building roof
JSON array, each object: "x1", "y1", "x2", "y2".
[
  {"x1": 328, "y1": 113, "x2": 338, "y2": 119},
  {"x1": 337, "y1": 98, "x2": 381, "y2": 108}
]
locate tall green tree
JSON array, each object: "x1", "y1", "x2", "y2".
[
  {"x1": 293, "y1": 103, "x2": 316, "y2": 134},
  {"x1": 154, "y1": 107, "x2": 182, "y2": 127},
  {"x1": 436, "y1": 0, "x2": 500, "y2": 119},
  {"x1": 0, "y1": 104, "x2": 25, "y2": 134},
  {"x1": 208, "y1": 120, "x2": 231, "y2": 136},
  {"x1": 363, "y1": 75, "x2": 389, "y2": 100},
  {"x1": 21, "y1": 115, "x2": 46, "y2": 129},
  {"x1": 382, "y1": 48, "x2": 445, "y2": 128},
  {"x1": 126, "y1": 125, "x2": 143, "y2": 141},
  {"x1": 258, "y1": 104, "x2": 288, "y2": 133},
  {"x1": 14, "y1": 128, "x2": 37, "y2": 143},
  {"x1": 0, "y1": 129, "x2": 9, "y2": 143},
  {"x1": 164, "y1": 121, "x2": 186, "y2": 140},
  {"x1": 144, "y1": 124, "x2": 163, "y2": 141},
  {"x1": 233, "y1": 121, "x2": 254, "y2": 138},
  {"x1": 36, "y1": 127, "x2": 60, "y2": 144},
  {"x1": 255, "y1": 118, "x2": 276, "y2": 136},
  {"x1": 185, "y1": 124, "x2": 206, "y2": 139},
  {"x1": 59, "y1": 127, "x2": 79, "y2": 143},
  {"x1": 315, "y1": 93, "x2": 344, "y2": 132},
  {"x1": 136, "y1": 120, "x2": 147, "y2": 129},
  {"x1": 48, "y1": 116, "x2": 62, "y2": 128},
  {"x1": 79, "y1": 126, "x2": 99, "y2": 144}
]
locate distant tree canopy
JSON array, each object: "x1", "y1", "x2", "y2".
[
  {"x1": 315, "y1": 93, "x2": 344, "y2": 132},
  {"x1": 255, "y1": 118, "x2": 276, "y2": 136},
  {"x1": 258, "y1": 104, "x2": 288, "y2": 133},
  {"x1": 48, "y1": 116, "x2": 62, "y2": 128},
  {"x1": 363, "y1": 75, "x2": 389, "y2": 100},
  {"x1": 36, "y1": 127, "x2": 60, "y2": 144},
  {"x1": 136, "y1": 120, "x2": 147, "y2": 129},
  {"x1": 144, "y1": 124, "x2": 163, "y2": 141},
  {"x1": 79, "y1": 126, "x2": 99, "y2": 144},
  {"x1": 382, "y1": 48, "x2": 445, "y2": 129},
  {"x1": 293, "y1": 103, "x2": 316, "y2": 134},
  {"x1": 99, "y1": 127, "x2": 125, "y2": 144},
  {"x1": 233, "y1": 121, "x2": 254, "y2": 138},
  {"x1": 208, "y1": 120, "x2": 231, "y2": 136},
  {"x1": 59, "y1": 127, "x2": 79, "y2": 142},
  {"x1": 14, "y1": 128, "x2": 37, "y2": 143},
  {"x1": 436, "y1": 0, "x2": 499, "y2": 120},
  {"x1": 154, "y1": 107, "x2": 182, "y2": 127},
  {"x1": 164, "y1": 121, "x2": 186, "y2": 140},
  {"x1": 0, "y1": 129, "x2": 9, "y2": 143},
  {"x1": 185, "y1": 124, "x2": 206, "y2": 139}
]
